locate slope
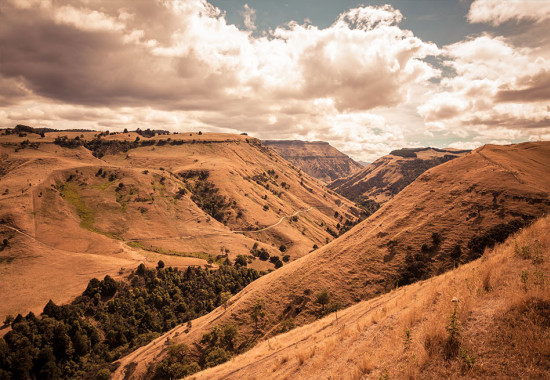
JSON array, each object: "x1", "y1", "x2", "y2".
[
  {"x1": 263, "y1": 140, "x2": 363, "y2": 183},
  {"x1": 190, "y1": 214, "x2": 550, "y2": 379},
  {"x1": 114, "y1": 141, "x2": 550, "y2": 379},
  {"x1": 0, "y1": 128, "x2": 358, "y2": 320},
  {"x1": 329, "y1": 147, "x2": 470, "y2": 207}
]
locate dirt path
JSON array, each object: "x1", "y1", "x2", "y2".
[{"x1": 232, "y1": 207, "x2": 315, "y2": 233}]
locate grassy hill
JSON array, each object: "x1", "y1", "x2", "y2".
[
  {"x1": 263, "y1": 140, "x2": 363, "y2": 183},
  {"x1": 113, "y1": 141, "x2": 550, "y2": 379},
  {"x1": 329, "y1": 147, "x2": 470, "y2": 209},
  {"x1": 0, "y1": 128, "x2": 358, "y2": 321},
  {"x1": 190, "y1": 214, "x2": 550, "y2": 379}
]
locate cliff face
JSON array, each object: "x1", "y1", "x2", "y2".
[{"x1": 263, "y1": 140, "x2": 363, "y2": 183}]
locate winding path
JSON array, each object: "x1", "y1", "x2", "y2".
[{"x1": 232, "y1": 207, "x2": 315, "y2": 233}]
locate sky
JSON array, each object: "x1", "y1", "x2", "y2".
[{"x1": 1, "y1": 0, "x2": 549, "y2": 162}]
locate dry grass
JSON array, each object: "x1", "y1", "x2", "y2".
[{"x1": 189, "y1": 215, "x2": 550, "y2": 379}]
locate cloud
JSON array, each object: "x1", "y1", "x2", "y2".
[
  {"x1": 468, "y1": 0, "x2": 550, "y2": 26},
  {"x1": 0, "y1": 0, "x2": 442, "y2": 161},
  {"x1": 54, "y1": 5, "x2": 126, "y2": 32},
  {"x1": 418, "y1": 33, "x2": 550, "y2": 138},
  {"x1": 0, "y1": 0, "x2": 547, "y2": 163},
  {"x1": 241, "y1": 4, "x2": 256, "y2": 31}
]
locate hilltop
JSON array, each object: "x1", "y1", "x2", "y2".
[
  {"x1": 329, "y1": 147, "x2": 469, "y2": 210},
  {"x1": 263, "y1": 140, "x2": 363, "y2": 183},
  {"x1": 114, "y1": 141, "x2": 550, "y2": 379},
  {"x1": 0, "y1": 127, "x2": 358, "y2": 320}
]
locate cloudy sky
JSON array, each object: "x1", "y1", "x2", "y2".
[{"x1": 1, "y1": 0, "x2": 549, "y2": 161}]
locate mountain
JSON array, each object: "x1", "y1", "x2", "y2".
[
  {"x1": 262, "y1": 140, "x2": 363, "y2": 183},
  {"x1": 190, "y1": 215, "x2": 550, "y2": 379},
  {"x1": 329, "y1": 147, "x2": 470, "y2": 207},
  {"x1": 113, "y1": 141, "x2": 550, "y2": 379},
  {"x1": 0, "y1": 128, "x2": 359, "y2": 320}
]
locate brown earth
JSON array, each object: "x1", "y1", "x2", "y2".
[
  {"x1": 263, "y1": 140, "x2": 363, "y2": 183},
  {"x1": 113, "y1": 141, "x2": 550, "y2": 379},
  {"x1": 329, "y1": 147, "x2": 470, "y2": 204},
  {"x1": 0, "y1": 129, "x2": 358, "y2": 320}
]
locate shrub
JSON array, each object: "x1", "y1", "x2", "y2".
[
  {"x1": 234, "y1": 255, "x2": 247, "y2": 267},
  {"x1": 279, "y1": 245, "x2": 287, "y2": 252},
  {"x1": 258, "y1": 249, "x2": 270, "y2": 261},
  {"x1": 96, "y1": 368, "x2": 111, "y2": 380},
  {"x1": 157, "y1": 260, "x2": 165, "y2": 269}
]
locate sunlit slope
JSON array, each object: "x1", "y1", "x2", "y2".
[
  {"x1": 0, "y1": 130, "x2": 357, "y2": 320},
  {"x1": 190, "y1": 215, "x2": 550, "y2": 380},
  {"x1": 114, "y1": 141, "x2": 550, "y2": 379},
  {"x1": 329, "y1": 147, "x2": 469, "y2": 204}
]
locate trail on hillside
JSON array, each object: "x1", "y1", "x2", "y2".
[{"x1": 231, "y1": 207, "x2": 315, "y2": 233}]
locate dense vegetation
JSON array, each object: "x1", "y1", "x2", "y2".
[
  {"x1": 0, "y1": 264, "x2": 260, "y2": 379},
  {"x1": 178, "y1": 170, "x2": 233, "y2": 223}
]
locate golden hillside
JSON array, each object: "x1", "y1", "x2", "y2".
[
  {"x1": 329, "y1": 147, "x2": 469, "y2": 205},
  {"x1": 190, "y1": 214, "x2": 550, "y2": 379},
  {"x1": 263, "y1": 140, "x2": 363, "y2": 183},
  {"x1": 114, "y1": 141, "x2": 550, "y2": 379},
  {"x1": 0, "y1": 128, "x2": 358, "y2": 320}
]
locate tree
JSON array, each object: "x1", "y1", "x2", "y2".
[
  {"x1": 315, "y1": 290, "x2": 331, "y2": 313},
  {"x1": 234, "y1": 255, "x2": 247, "y2": 267},
  {"x1": 3, "y1": 315, "x2": 14, "y2": 326},
  {"x1": 137, "y1": 263, "x2": 146, "y2": 276},
  {"x1": 100, "y1": 275, "x2": 118, "y2": 297},
  {"x1": 157, "y1": 260, "x2": 165, "y2": 269},
  {"x1": 250, "y1": 299, "x2": 266, "y2": 332},
  {"x1": 279, "y1": 245, "x2": 287, "y2": 252},
  {"x1": 220, "y1": 292, "x2": 231, "y2": 310}
]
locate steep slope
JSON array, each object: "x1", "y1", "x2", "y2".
[
  {"x1": 191, "y1": 215, "x2": 550, "y2": 379},
  {"x1": 0, "y1": 129, "x2": 358, "y2": 320},
  {"x1": 263, "y1": 140, "x2": 363, "y2": 183},
  {"x1": 114, "y1": 141, "x2": 550, "y2": 379},
  {"x1": 329, "y1": 147, "x2": 470, "y2": 206}
]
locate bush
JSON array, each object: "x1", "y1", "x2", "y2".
[
  {"x1": 258, "y1": 249, "x2": 270, "y2": 261},
  {"x1": 234, "y1": 255, "x2": 247, "y2": 267},
  {"x1": 279, "y1": 245, "x2": 287, "y2": 252},
  {"x1": 157, "y1": 260, "x2": 165, "y2": 269},
  {"x1": 96, "y1": 368, "x2": 111, "y2": 380}
]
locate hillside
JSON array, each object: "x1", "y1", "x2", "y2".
[
  {"x1": 0, "y1": 128, "x2": 358, "y2": 321},
  {"x1": 190, "y1": 215, "x2": 550, "y2": 379},
  {"x1": 329, "y1": 147, "x2": 470, "y2": 207},
  {"x1": 113, "y1": 141, "x2": 550, "y2": 379},
  {"x1": 262, "y1": 140, "x2": 363, "y2": 183}
]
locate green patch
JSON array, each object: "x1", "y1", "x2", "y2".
[
  {"x1": 59, "y1": 182, "x2": 95, "y2": 231},
  {"x1": 59, "y1": 182, "x2": 123, "y2": 240},
  {"x1": 126, "y1": 241, "x2": 212, "y2": 261},
  {"x1": 92, "y1": 181, "x2": 112, "y2": 191}
]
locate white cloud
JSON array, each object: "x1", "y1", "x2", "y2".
[
  {"x1": 54, "y1": 6, "x2": 126, "y2": 32},
  {"x1": 241, "y1": 4, "x2": 256, "y2": 31},
  {"x1": 468, "y1": 0, "x2": 550, "y2": 26}
]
